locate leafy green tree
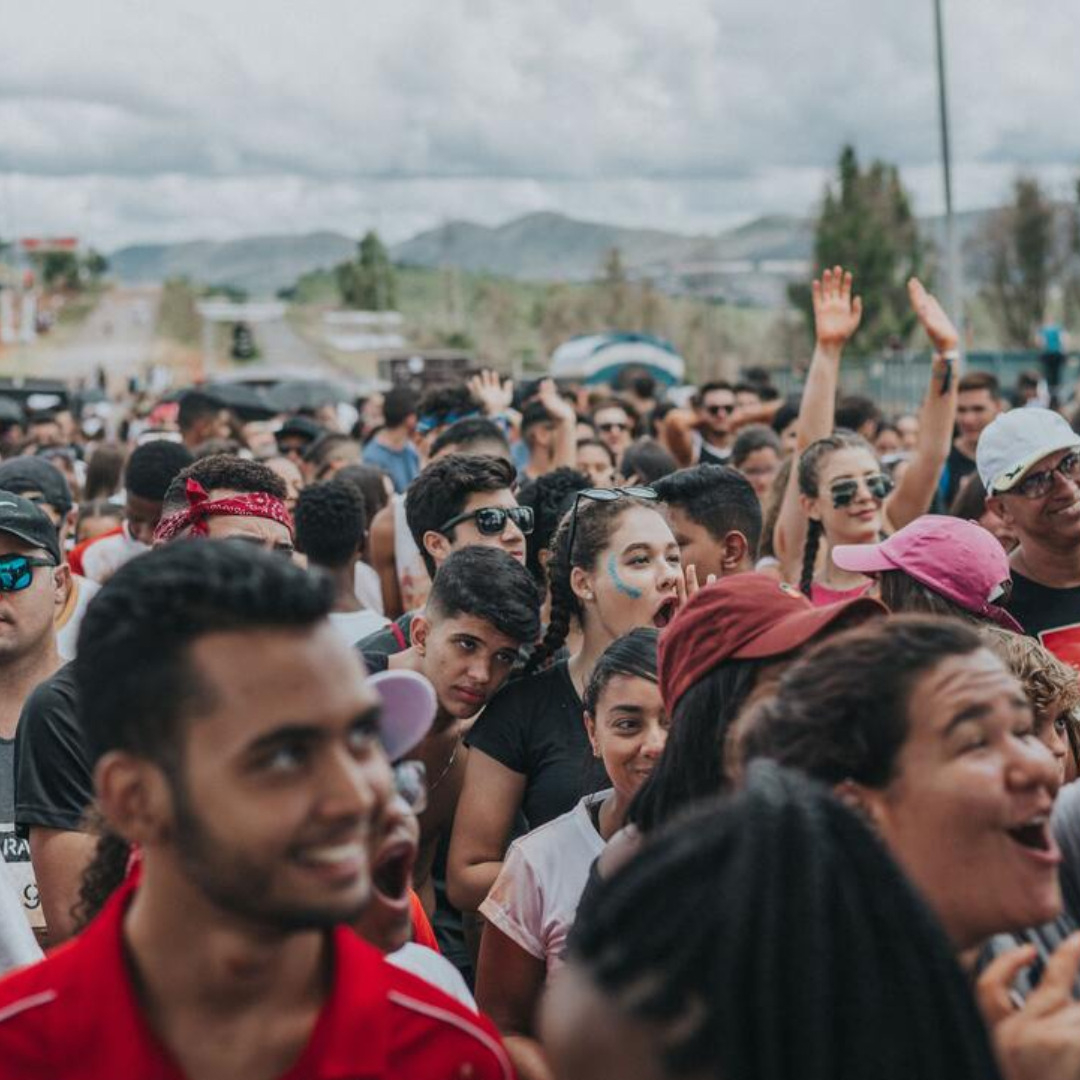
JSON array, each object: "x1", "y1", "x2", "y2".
[
  {"x1": 336, "y1": 230, "x2": 398, "y2": 310},
  {"x1": 84, "y1": 249, "x2": 109, "y2": 280},
  {"x1": 789, "y1": 145, "x2": 925, "y2": 351},
  {"x1": 978, "y1": 176, "x2": 1056, "y2": 347},
  {"x1": 597, "y1": 247, "x2": 633, "y2": 329},
  {"x1": 38, "y1": 251, "x2": 83, "y2": 291}
]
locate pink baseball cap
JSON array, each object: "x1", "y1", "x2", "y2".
[{"x1": 832, "y1": 515, "x2": 1022, "y2": 632}]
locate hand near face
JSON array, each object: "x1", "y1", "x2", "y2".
[
  {"x1": 812, "y1": 266, "x2": 863, "y2": 350},
  {"x1": 536, "y1": 378, "x2": 576, "y2": 425},
  {"x1": 977, "y1": 934, "x2": 1080, "y2": 1080},
  {"x1": 908, "y1": 277, "x2": 960, "y2": 353}
]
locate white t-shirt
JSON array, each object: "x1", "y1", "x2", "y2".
[
  {"x1": 56, "y1": 575, "x2": 100, "y2": 661},
  {"x1": 480, "y1": 790, "x2": 609, "y2": 974},
  {"x1": 81, "y1": 524, "x2": 147, "y2": 584},
  {"x1": 386, "y1": 943, "x2": 478, "y2": 1012},
  {"x1": 0, "y1": 873, "x2": 40, "y2": 975},
  {"x1": 354, "y1": 561, "x2": 385, "y2": 616},
  {"x1": 328, "y1": 609, "x2": 390, "y2": 647}
]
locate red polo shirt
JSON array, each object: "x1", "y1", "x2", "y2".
[{"x1": 0, "y1": 877, "x2": 514, "y2": 1079}]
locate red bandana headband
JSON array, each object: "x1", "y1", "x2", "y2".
[{"x1": 153, "y1": 478, "x2": 293, "y2": 544}]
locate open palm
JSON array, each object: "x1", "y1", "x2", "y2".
[
  {"x1": 908, "y1": 278, "x2": 959, "y2": 352},
  {"x1": 812, "y1": 266, "x2": 863, "y2": 348}
]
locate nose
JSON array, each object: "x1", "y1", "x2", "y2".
[
  {"x1": 656, "y1": 556, "x2": 679, "y2": 590},
  {"x1": 639, "y1": 722, "x2": 668, "y2": 760},
  {"x1": 502, "y1": 519, "x2": 525, "y2": 545},
  {"x1": 1006, "y1": 735, "x2": 1061, "y2": 798},
  {"x1": 317, "y1": 741, "x2": 394, "y2": 825},
  {"x1": 465, "y1": 653, "x2": 493, "y2": 687}
]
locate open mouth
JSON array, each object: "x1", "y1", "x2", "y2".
[
  {"x1": 652, "y1": 597, "x2": 678, "y2": 629},
  {"x1": 372, "y1": 842, "x2": 415, "y2": 901},
  {"x1": 1006, "y1": 816, "x2": 1054, "y2": 854}
]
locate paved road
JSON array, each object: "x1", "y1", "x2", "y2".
[{"x1": 2, "y1": 287, "x2": 161, "y2": 386}]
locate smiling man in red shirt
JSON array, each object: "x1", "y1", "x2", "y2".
[{"x1": 0, "y1": 540, "x2": 512, "y2": 1079}]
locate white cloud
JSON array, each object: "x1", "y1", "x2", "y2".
[{"x1": 0, "y1": 0, "x2": 1077, "y2": 247}]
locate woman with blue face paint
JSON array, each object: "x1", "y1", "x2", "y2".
[{"x1": 448, "y1": 490, "x2": 682, "y2": 918}]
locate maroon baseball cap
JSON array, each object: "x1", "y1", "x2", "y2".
[{"x1": 658, "y1": 573, "x2": 886, "y2": 714}]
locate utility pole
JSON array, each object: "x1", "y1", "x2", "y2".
[{"x1": 933, "y1": 0, "x2": 964, "y2": 362}]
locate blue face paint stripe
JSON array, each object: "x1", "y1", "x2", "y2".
[{"x1": 607, "y1": 552, "x2": 643, "y2": 599}]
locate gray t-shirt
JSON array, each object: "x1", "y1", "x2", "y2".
[{"x1": 0, "y1": 739, "x2": 42, "y2": 934}]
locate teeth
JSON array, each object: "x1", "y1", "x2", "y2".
[{"x1": 298, "y1": 842, "x2": 363, "y2": 866}]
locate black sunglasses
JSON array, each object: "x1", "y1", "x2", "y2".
[
  {"x1": 438, "y1": 505, "x2": 535, "y2": 538},
  {"x1": 704, "y1": 403, "x2": 736, "y2": 417},
  {"x1": 565, "y1": 486, "x2": 658, "y2": 563},
  {"x1": 0, "y1": 554, "x2": 56, "y2": 593},
  {"x1": 829, "y1": 473, "x2": 893, "y2": 508},
  {"x1": 597, "y1": 421, "x2": 630, "y2": 434}
]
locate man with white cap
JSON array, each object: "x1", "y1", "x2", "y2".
[
  {"x1": 978, "y1": 406, "x2": 1080, "y2": 665},
  {"x1": 0, "y1": 541, "x2": 512, "y2": 1079}
]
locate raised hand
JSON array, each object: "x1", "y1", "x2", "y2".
[
  {"x1": 908, "y1": 277, "x2": 959, "y2": 353},
  {"x1": 812, "y1": 266, "x2": 863, "y2": 350},
  {"x1": 535, "y1": 378, "x2": 575, "y2": 424},
  {"x1": 468, "y1": 369, "x2": 514, "y2": 416}
]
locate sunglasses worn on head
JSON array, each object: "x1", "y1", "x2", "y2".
[
  {"x1": 0, "y1": 554, "x2": 56, "y2": 592},
  {"x1": 829, "y1": 473, "x2": 893, "y2": 508},
  {"x1": 566, "y1": 486, "x2": 658, "y2": 563},
  {"x1": 1014, "y1": 451, "x2": 1080, "y2": 499},
  {"x1": 438, "y1": 505, "x2": 535, "y2": 537}
]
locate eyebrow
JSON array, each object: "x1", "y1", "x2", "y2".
[
  {"x1": 245, "y1": 706, "x2": 382, "y2": 755},
  {"x1": 943, "y1": 696, "x2": 1028, "y2": 736},
  {"x1": 607, "y1": 704, "x2": 645, "y2": 715}
]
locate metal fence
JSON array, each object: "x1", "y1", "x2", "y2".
[{"x1": 768, "y1": 351, "x2": 1079, "y2": 414}]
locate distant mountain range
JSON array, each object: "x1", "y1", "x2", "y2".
[{"x1": 107, "y1": 207, "x2": 1009, "y2": 305}]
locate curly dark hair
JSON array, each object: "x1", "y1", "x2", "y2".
[
  {"x1": 516, "y1": 467, "x2": 590, "y2": 583},
  {"x1": 161, "y1": 454, "x2": 287, "y2": 516},
  {"x1": 404, "y1": 453, "x2": 517, "y2": 577},
  {"x1": 294, "y1": 479, "x2": 366, "y2": 569},
  {"x1": 74, "y1": 540, "x2": 334, "y2": 767},
  {"x1": 568, "y1": 762, "x2": 1003, "y2": 1080},
  {"x1": 124, "y1": 439, "x2": 195, "y2": 502}
]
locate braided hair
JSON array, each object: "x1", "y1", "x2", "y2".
[
  {"x1": 563, "y1": 762, "x2": 1003, "y2": 1080},
  {"x1": 526, "y1": 495, "x2": 651, "y2": 675},
  {"x1": 796, "y1": 431, "x2": 875, "y2": 598}
]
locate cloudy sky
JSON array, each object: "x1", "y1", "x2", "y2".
[{"x1": 1, "y1": 0, "x2": 1077, "y2": 250}]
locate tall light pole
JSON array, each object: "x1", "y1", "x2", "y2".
[{"x1": 933, "y1": 0, "x2": 964, "y2": 360}]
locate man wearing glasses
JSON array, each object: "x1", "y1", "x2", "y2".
[
  {"x1": 981, "y1": 408, "x2": 1080, "y2": 667},
  {"x1": 694, "y1": 381, "x2": 738, "y2": 465},
  {"x1": 0, "y1": 492, "x2": 67, "y2": 942}
]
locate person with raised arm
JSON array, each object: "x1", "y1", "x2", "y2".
[{"x1": 773, "y1": 268, "x2": 958, "y2": 600}]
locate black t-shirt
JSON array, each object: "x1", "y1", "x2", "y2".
[
  {"x1": 698, "y1": 440, "x2": 731, "y2": 466},
  {"x1": 14, "y1": 663, "x2": 91, "y2": 838},
  {"x1": 941, "y1": 443, "x2": 977, "y2": 508},
  {"x1": 465, "y1": 659, "x2": 608, "y2": 830},
  {"x1": 1006, "y1": 571, "x2": 1080, "y2": 667}
]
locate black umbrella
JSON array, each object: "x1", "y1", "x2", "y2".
[
  {"x1": 202, "y1": 382, "x2": 278, "y2": 421},
  {"x1": 0, "y1": 397, "x2": 23, "y2": 424},
  {"x1": 264, "y1": 379, "x2": 349, "y2": 413}
]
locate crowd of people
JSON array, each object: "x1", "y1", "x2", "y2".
[{"x1": 0, "y1": 265, "x2": 1078, "y2": 1077}]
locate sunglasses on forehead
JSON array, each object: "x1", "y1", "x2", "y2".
[
  {"x1": 565, "y1": 486, "x2": 658, "y2": 561},
  {"x1": 0, "y1": 554, "x2": 56, "y2": 593},
  {"x1": 829, "y1": 473, "x2": 893, "y2": 508},
  {"x1": 438, "y1": 505, "x2": 535, "y2": 538}
]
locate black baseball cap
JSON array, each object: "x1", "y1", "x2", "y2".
[
  {"x1": 0, "y1": 490, "x2": 62, "y2": 565},
  {"x1": 276, "y1": 416, "x2": 324, "y2": 446},
  {"x1": 0, "y1": 457, "x2": 73, "y2": 515}
]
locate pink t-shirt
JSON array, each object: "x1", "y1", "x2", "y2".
[{"x1": 809, "y1": 580, "x2": 872, "y2": 608}]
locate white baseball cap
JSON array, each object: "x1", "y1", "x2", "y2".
[
  {"x1": 367, "y1": 670, "x2": 437, "y2": 762},
  {"x1": 976, "y1": 407, "x2": 1080, "y2": 495}
]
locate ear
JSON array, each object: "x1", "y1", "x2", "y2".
[
  {"x1": 94, "y1": 752, "x2": 175, "y2": 848},
  {"x1": 570, "y1": 564, "x2": 595, "y2": 605},
  {"x1": 985, "y1": 493, "x2": 1012, "y2": 526},
  {"x1": 833, "y1": 778, "x2": 888, "y2": 833},
  {"x1": 52, "y1": 563, "x2": 72, "y2": 614},
  {"x1": 411, "y1": 613, "x2": 430, "y2": 655},
  {"x1": 799, "y1": 492, "x2": 822, "y2": 523},
  {"x1": 720, "y1": 530, "x2": 749, "y2": 572},
  {"x1": 583, "y1": 711, "x2": 600, "y2": 758},
  {"x1": 423, "y1": 529, "x2": 453, "y2": 568}
]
